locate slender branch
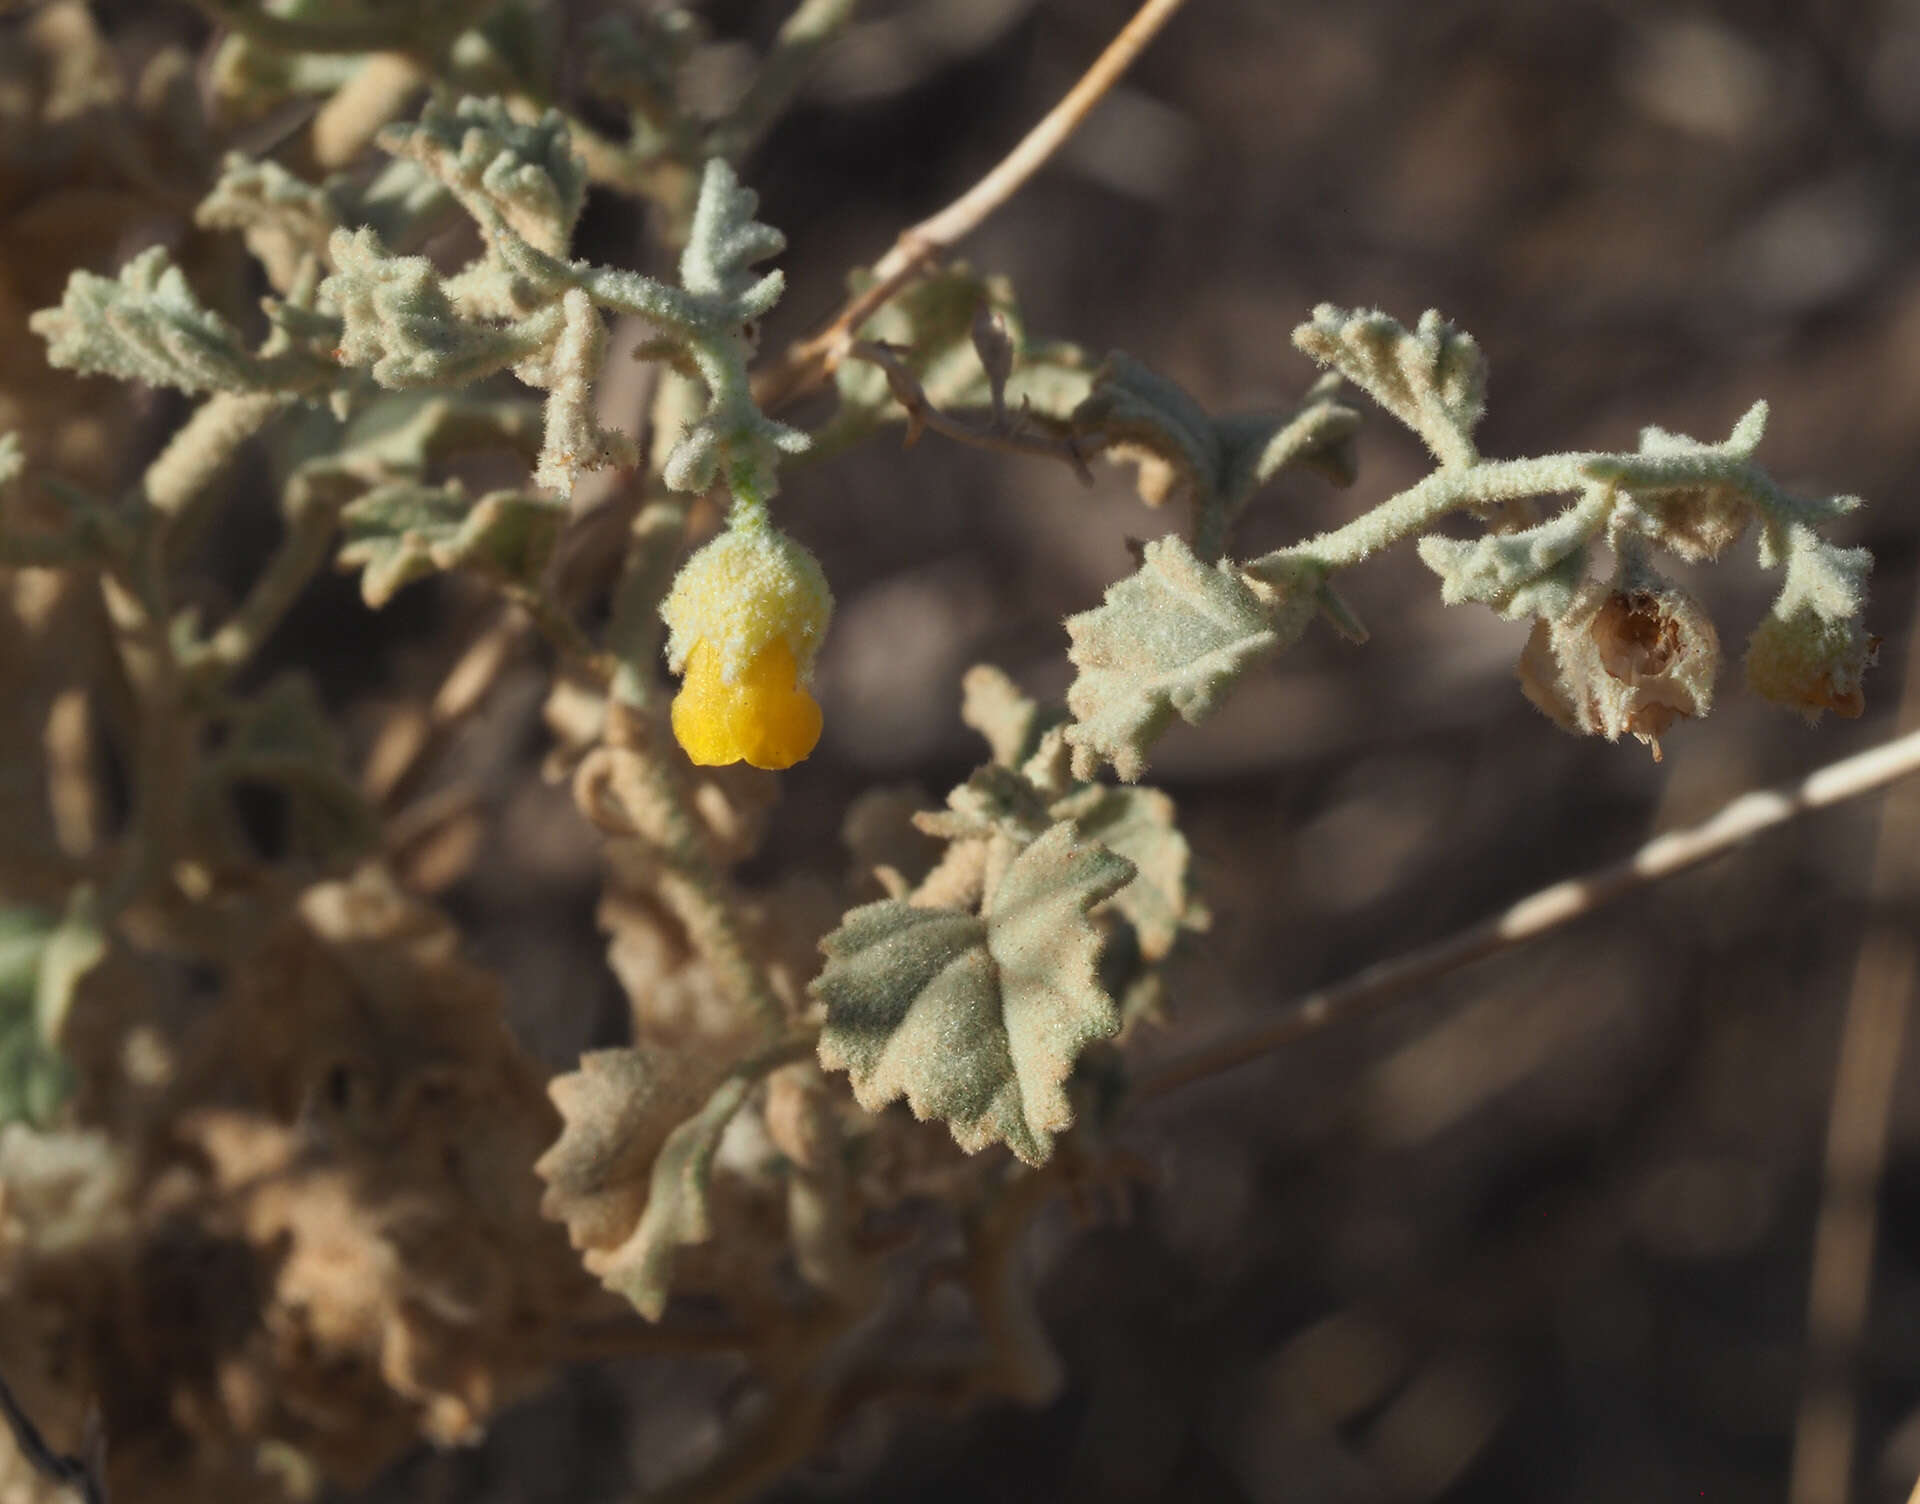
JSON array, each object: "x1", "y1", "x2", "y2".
[
  {"x1": 197, "y1": 500, "x2": 341, "y2": 677},
  {"x1": 575, "y1": 725, "x2": 788, "y2": 1039},
  {"x1": 141, "y1": 392, "x2": 286, "y2": 520},
  {"x1": 846, "y1": 340, "x2": 1095, "y2": 481},
  {"x1": 1133, "y1": 725, "x2": 1920, "y2": 1102},
  {"x1": 0, "y1": 1367, "x2": 106, "y2": 1504},
  {"x1": 754, "y1": 0, "x2": 1192, "y2": 411}
]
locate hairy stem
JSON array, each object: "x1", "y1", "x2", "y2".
[
  {"x1": 578, "y1": 729, "x2": 787, "y2": 1039},
  {"x1": 141, "y1": 391, "x2": 286, "y2": 520}
]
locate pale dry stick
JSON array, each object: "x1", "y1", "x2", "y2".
[
  {"x1": 1134, "y1": 724, "x2": 1920, "y2": 1102},
  {"x1": 753, "y1": 0, "x2": 1192, "y2": 412},
  {"x1": 1788, "y1": 601, "x2": 1920, "y2": 1504},
  {"x1": 846, "y1": 339, "x2": 1096, "y2": 480}
]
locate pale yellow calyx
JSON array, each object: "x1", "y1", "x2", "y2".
[{"x1": 660, "y1": 522, "x2": 833, "y2": 685}]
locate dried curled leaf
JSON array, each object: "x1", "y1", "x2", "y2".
[
  {"x1": 537, "y1": 1043, "x2": 788, "y2": 1320},
  {"x1": 1065, "y1": 535, "x2": 1303, "y2": 782},
  {"x1": 829, "y1": 266, "x2": 1093, "y2": 440},
  {"x1": 337, "y1": 480, "x2": 566, "y2": 607},
  {"x1": 814, "y1": 822, "x2": 1134, "y2": 1166},
  {"x1": 1070, "y1": 357, "x2": 1358, "y2": 551}
]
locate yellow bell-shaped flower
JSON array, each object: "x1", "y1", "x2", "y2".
[
  {"x1": 660, "y1": 521, "x2": 833, "y2": 769},
  {"x1": 671, "y1": 639, "x2": 822, "y2": 769}
]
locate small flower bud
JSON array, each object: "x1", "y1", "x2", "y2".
[
  {"x1": 1517, "y1": 573, "x2": 1720, "y2": 760},
  {"x1": 660, "y1": 521, "x2": 834, "y2": 770},
  {"x1": 1744, "y1": 608, "x2": 1875, "y2": 722}
]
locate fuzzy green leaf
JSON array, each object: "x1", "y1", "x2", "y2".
[
  {"x1": 1416, "y1": 485, "x2": 1612, "y2": 621},
  {"x1": 196, "y1": 153, "x2": 343, "y2": 290},
  {"x1": 380, "y1": 95, "x2": 587, "y2": 256},
  {"x1": 324, "y1": 227, "x2": 551, "y2": 389},
  {"x1": 960, "y1": 664, "x2": 1052, "y2": 769},
  {"x1": 1072, "y1": 356, "x2": 1358, "y2": 555},
  {"x1": 32, "y1": 247, "x2": 286, "y2": 396},
  {"x1": 1065, "y1": 535, "x2": 1295, "y2": 782},
  {"x1": 337, "y1": 480, "x2": 566, "y2": 606},
  {"x1": 915, "y1": 764, "x2": 1053, "y2": 844},
  {"x1": 814, "y1": 821, "x2": 1134, "y2": 1166},
  {"x1": 679, "y1": 156, "x2": 787, "y2": 316},
  {"x1": 1052, "y1": 784, "x2": 1203, "y2": 962},
  {"x1": 1293, "y1": 304, "x2": 1484, "y2": 467}
]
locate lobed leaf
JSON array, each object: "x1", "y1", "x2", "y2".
[
  {"x1": 814, "y1": 822, "x2": 1133, "y2": 1166},
  {"x1": 1415, "y1": 485, "x2": 1612, "y2": 621},
  {"x1": 338, "y1": 480, "x2": 566, "y2": 607},
  {"x1": 536, "y1": 1045, "x2": 753, "y2": 1320},
  {"x1": 1064, "y1": 535, "x2": 1294, "y2": 782},
  {"x1": 678, "y1": 157, "x2": 787, "y2": 318},
  {"x1": 32, "y1": 246, "x2": 284, "y2": 396},
  {"x1": 379, "y1": 95, "x2": 587, "y2": 256},
  {"x1": 1293, "y1": 304, "x2": 1484, "y2": 466},
  {"x1": 1052, "y1": 784, "x2": 1203, "y2": 963}
]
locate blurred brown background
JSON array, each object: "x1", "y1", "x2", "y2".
[{"x1": 26, "y1": 0, "x2": 1920, "y2": 1499}]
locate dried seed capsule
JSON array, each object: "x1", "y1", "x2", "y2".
[{"x1": 1518, "y1": 571, "x2": 1720, "y2": 760}]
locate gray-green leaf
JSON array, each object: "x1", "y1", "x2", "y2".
[
  {"x1": 814, "y1": 821, "x2": 1134, "y2": 1166},
  {"x1": 337, "y1": 480, "x2": 566, "y2": 607},
  {"x1": 1064, "y1": 535, "x2": 1293, "y2": 782}
]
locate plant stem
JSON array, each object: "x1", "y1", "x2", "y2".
[
  {"x1": 580, "y1": 728, "x2": 788, "y2": 1039},
  {"x1": 1132, "y1": 724, "x2": 1920, "y2": 1102},
  {"x1": 754, "y1": 0, "x2": 1193, "y2": 410},
  {"x1": 141, "y1": 392, "x2": 286, "y2": 520},
  {"x1": 1257, "y1": 451, "x2": 1613, "y2": 575}
]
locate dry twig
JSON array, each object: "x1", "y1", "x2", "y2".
[
  {"x1": 753, "y1": 0, "x2": 1192, "y2": 411},
  {"x1": 1134, "y1": 724, "x2": 1920, "y2": 1101}
]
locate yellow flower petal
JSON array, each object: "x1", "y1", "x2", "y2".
[{"x1": 671, "y1": 640, "x2": 823, "y2": 770}]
